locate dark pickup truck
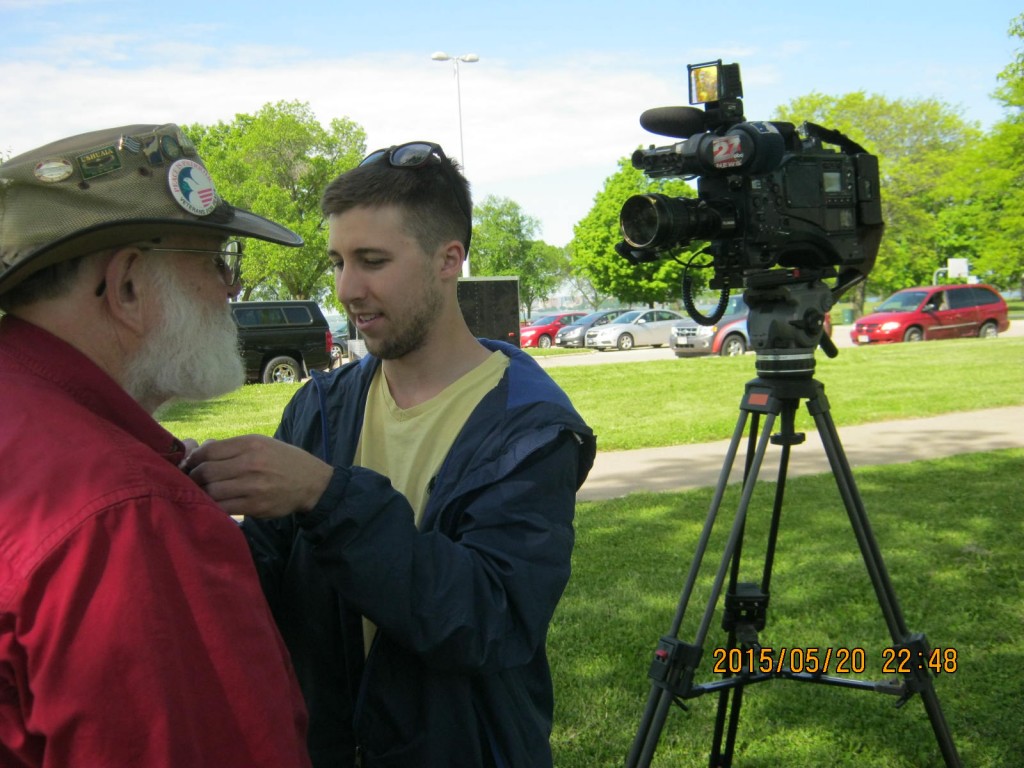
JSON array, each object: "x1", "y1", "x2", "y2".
[{"x1": 230, "y1": 300, "x2": 332, "y2": 383}]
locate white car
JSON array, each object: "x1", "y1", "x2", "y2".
[{"x1": 584, "y1": 309, "x2": 685, "y2": 351}]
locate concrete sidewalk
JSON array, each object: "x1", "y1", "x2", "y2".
[{"x1": 578, "y1": 406, "x2": 1024, "y2": 502}]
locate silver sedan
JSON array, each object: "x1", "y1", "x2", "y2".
[{"x1": 584, "y1": 309, "x2": 685, "y2": 351}]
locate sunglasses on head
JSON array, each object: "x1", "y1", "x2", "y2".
[
  {"x1": 359, "y1": 141, "x2": 448, "y2": 169},
  {"x1": 358, "y1": 141, "x2": 472, "y2": 252}
]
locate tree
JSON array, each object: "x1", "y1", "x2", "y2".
[
  {"x1": 571, "y1": 156, "x2": 699, "y2": 308},
  {"x1": 469, "y1": 195, "x2": 565, "y2": 318},
  {"x1": 773, "y1": 93, "x2": 982, "y2": 306},
  {"x1": 994, "y1": 13, "x2": 1024, "y2": 113},
  {"x1": 564, "y1": 269, "x2": 613, "y2": 311},
  {"x1": 953, "y1": 13, "x2": 1024, "y2": 292},
  {"x1": 184, "y1": 101, "x2": 366, "y2": 302}
]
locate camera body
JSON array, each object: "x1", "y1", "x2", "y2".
[{"x1": 619, "y1": 62, "x2": 883, "y2": 299}]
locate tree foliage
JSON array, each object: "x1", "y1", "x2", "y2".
[
  {"x1": 469, "y1": 195, "x2": 566, "y2": 317},
  {"x1": 995, "y1": 13, "x2": 1024, "y2": 115},
  {"x1": 769, "y1": 18, "x2": 1024, "y2": 302},
  {"x1": 773, "y1": 92, "x2": 982, "y2": 304},
  {"x1": 962, "y1": 13, "x2": 1024, "y2": 293},
  {"x1": 571, "y1": 157, "x2": 699, "y2": 308},
  {"x1": 184, "y1": 101, "x2": 366, "y2": 302}
]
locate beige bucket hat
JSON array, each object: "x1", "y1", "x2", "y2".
[{"x1": 0, "y1": 123, "x2": 303, "y2": 294}]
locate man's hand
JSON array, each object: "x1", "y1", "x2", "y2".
[{"x1": 184, "y1": 435, "x2": 334, "y2": 519}]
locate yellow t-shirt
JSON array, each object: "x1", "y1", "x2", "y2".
[
  {"x1": 354, "y1": 350, "x2": 508, "y2": 525},
  {"x1": 352, "y1": 350, "x2": 508, "y2": 654}
]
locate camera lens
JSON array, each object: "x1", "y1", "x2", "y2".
[
  {"x1": 620, "y1": 195, "x2": 662, "y2": 249},
  {"x1": 620, "y1": 194, "x2": 722, "y2": 251}
]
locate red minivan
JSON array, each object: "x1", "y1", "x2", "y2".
[{"x1": 851, "y1": 284, "x2": 1009, "y2": 345}]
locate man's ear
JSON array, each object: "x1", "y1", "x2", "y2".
[
  {"x1": 438, "y1": 240, "x2": 466, "y2": 280},
  {"x1": 101, "y1": 246, "x2": 148, "y2": 336}
]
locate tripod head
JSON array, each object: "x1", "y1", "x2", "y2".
[{"x1": 743, "y1": 268, "x2": 838, "y2": 379}]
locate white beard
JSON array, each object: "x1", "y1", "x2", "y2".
[{"x1": 122, "y1": 261, "x2": 244, "y2": 409}]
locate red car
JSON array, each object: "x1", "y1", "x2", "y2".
[
  {"x1": 519, "y1": 311, "x2": 587, "y2": 348},
  {"x1": 851, "y1": 284, "x2": 1009, "y2": 345}
]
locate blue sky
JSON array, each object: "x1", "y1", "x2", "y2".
[{"x1": 1, "y1": 0, "x2": 1019, "y2": 246}]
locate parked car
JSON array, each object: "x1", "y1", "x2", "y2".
[
  {"x1": 669, "y1": 295, "x2": 750, "y2": 357},
  {"x1": 230, "y1": 300, "x2": 332, "y2": 383},
  {"x1": 669, "y1": 295, "x2": 835, "y2": 357},
  {"x1": 851, "y1": 284, "x2": 1009, "y2": 345},
  {"x1": 554, "y1": 309, "x2": 628, "y2": 348},
  {"x1": 520, "y1": 311, "x2": 587, "y2": 348},
  {"x1": 324, "y1": 314, "x2": 349, "y2": 363},
  {"x1": 585, "y1": 308, "x2": 685, "y2": 351}
]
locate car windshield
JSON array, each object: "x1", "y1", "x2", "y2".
[
  {"x1": 614, "y1": 310, "x2": 642, "y2": 324},
  {"x1": 876, "y1": 291, "x2": 928, "y2": 312},
  {"x1": 531, "y1": 315, "x2": 559, "y2": 326},
  {"x1": 694, "y1": 295, "x2": 746, "y2": 316},
  {"x1": 576, "y1": 311, "x2": 611, "y2": 325}
]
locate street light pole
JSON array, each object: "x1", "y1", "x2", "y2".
[
  {"x1": 431, "y1": 52, "x2": 479, "y2": 278},
  {"x1": 431, "y1": 52, "x2": 479, "y2": 168}
]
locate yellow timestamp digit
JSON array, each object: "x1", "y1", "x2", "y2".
[{"x1": 928, "y1": 647, "x2": 958, "y2": 674}]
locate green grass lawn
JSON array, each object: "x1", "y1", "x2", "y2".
[
  {"x1": 553, "y1": 450, "x2": 1022, "y2": 767},
  {"x1": 157, "y1": 337, "x2": 1023, "y2": 767},
  {"x1": 158, "y1": 336, "x2": 1024, "y2": 450}
]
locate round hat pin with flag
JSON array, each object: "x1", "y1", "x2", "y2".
[{"x1": 168, "y1": 159, "x2": 219, "y2": 216}]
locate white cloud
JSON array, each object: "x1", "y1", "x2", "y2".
[{"x1": 1, "y1": 52, "x2": 687, "y2": 245}]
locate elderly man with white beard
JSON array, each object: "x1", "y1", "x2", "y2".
[{"x1": 0, "y1": 124, "x2": 312, "y2": 768}]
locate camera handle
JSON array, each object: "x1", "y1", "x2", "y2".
[{"x1": 625, "y1": 376, "x2": 963, "y2": 768}]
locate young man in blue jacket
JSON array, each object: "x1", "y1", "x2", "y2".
[{"x1": 188, "y1": 142, "x2": 596, "y2": 767}]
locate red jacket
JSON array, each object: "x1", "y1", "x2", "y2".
[{"x1": 0, "y1": 316, "x2": 310, "y2": 767}]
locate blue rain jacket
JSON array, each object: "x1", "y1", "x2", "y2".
[{"x1": 243, "y1": 340, "x2": 595, "y2": 767}]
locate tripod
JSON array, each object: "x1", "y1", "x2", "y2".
[{"x1": 626, "y1": 281, "x2": 962, "y2": 768}]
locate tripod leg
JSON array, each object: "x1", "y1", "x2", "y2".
[
  {"x1": 807, "y1": 393, "x2": 963, "y2": 768},
  {"x1": 710, "y1": 400, "x2": 803, "y2": 768},
  {"x1": 628, "y1": 398, "x2": 782, "y2": 767},
  {"x1": 626, "y1": 407, "x2": 753, "y2": 768}
]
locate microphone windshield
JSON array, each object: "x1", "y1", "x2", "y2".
[{"x1": 639, "y1": 106, "x2": 708, "y2": 139}]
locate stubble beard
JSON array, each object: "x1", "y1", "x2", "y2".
[
  {"x1": 122, "y1": 262, "x2": 245, "y2": 409},
  {"x1": 361, "y1": 273, "x2": 444, "y2": 361}
]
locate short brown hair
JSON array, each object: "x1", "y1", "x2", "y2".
[{"x1": 321, "y1": 152, "x2": 472, "y2": 256}]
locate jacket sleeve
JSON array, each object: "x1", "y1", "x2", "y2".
[
  {"x1": 239, "y1": 386, "x2": 314, "y2": 611},
  {"x1": 296, "y1": 429, "x2": 580, "y2": 675},
  {"x1": 4, "y1": 494, "x2": 311, "y2": 768}
]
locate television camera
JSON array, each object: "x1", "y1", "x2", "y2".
[{"x1": 617, "y1": 60, "x2": 885, "y2": 376}]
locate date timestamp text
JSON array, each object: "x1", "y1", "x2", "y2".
[{"x1": 711, "y1": 646, "x2": 959, "y2": 675}]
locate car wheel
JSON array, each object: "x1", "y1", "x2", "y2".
[
  {"x1": 263, "y1": 355, "x2": 301, "y2": 384},
  {"x1": 538, "y1": 335, "x2": 552, "y2": 349},
  {"x1": 720, "y1": 334, "x2": 747, "y2": 356},
  {"x1": 978, "y1": 321, "x2": 999, "y2": 338},
  {"x1": 616, "y1": 334, "x2": 634, "y2": 351},
  {"x1": 903, "y1": 327, "x2": 924, "y2": 343}
]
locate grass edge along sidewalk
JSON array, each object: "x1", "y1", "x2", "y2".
[{"x1": 578, "y1": 404, "x2": 1024, "y2": 501}]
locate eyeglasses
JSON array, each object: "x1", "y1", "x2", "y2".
[
  {"x1": 358, "y1": 141, "x2": 472, "y2": 252},
  {"x1": 139, "y1": 240, "x2": 243, "y2": 287}
]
